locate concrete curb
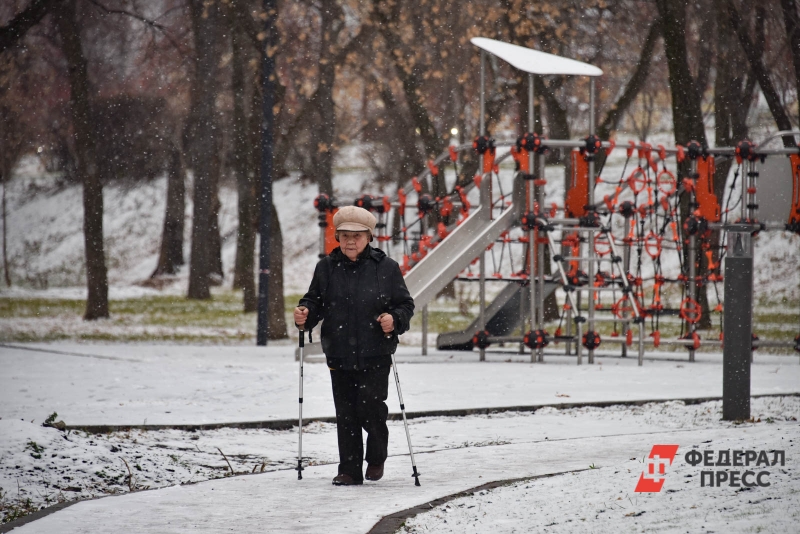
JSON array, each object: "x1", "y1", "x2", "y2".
[
  {"x1": 63, "y1": 392, "x2": 799, "y2": 433},
  {"x1": 367, "y1": 469, "x2": 589, "y2": 534},
  {"x1": 4, "y1": 393, "x2": 797, "y2": 532},
  {"x1": 1, "y1": 501, "x2": 80, "y2": 533}
]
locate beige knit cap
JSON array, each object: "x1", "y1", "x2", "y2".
[{"x1": 333, "y1": 205, "x2": 377, "y2": 233}]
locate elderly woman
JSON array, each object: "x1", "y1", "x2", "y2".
[{"x1": 294, "y1": 205, "x2": 415, "y2": 486}]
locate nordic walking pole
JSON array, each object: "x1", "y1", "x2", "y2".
[
  {"x1": 297, "y1": 311, "x2": 305, "y2": 480},
  {"x1": 391, "y1": 351, "x2": 421, "y2": 486},
  {"x1": 380, "y1": 314, "x2": 421, "y2": 486}
]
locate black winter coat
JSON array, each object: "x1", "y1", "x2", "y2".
[{"x1": 299, "y1": 246, "x2": 415, "y2": 370}]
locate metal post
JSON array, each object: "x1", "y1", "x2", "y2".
[
  {"x1": 741, "y1": 160, "x2": 749, "y2": 221},
  {"x1": 479, "y1": 251, "x2": 486, "y2": 362},
  {"x1": 722, "y1": 230, "x2": 753, "y2": 421},
  {"x1": 480, "y1": 50, "x2": 486, "y2": 137},
  {"x1": 688, "y1": 158, "x2": 698, "y2": 362},
  {"x1": 256, "y1": 0, "x2": 277, "y2": 346},
  {"x1": 479, "y1": 49, "x2": 486, "y2": 362},
  {"x1": 537, "y1": 154, "x2": 546, "y2": 362},
  {"x1": 621, "y1": 214, "x2": 631, "y2": 357},
  {"x1": 565, "y1": 297, "x2": 573, "y2": 355},
  {"x1": 318, "y1": 212, "x2": 327, "y2": 259},
  {"x1": 638, "y1": 320, "x2": 644, "y2": 366},
  {"x1": 478, "y1": 50, "x2": 489, "y2": 212},
  {"x1": 528, "y1": 74, "x2": 536, "y2": 362},
  {"x1": 747, "y1": 160, "x2": 758, "y2": 221},
  {"x1": 576, "y1": 289, "x2": 583, "y2": 365},
  {"x1": 565, "y1": 230, "x2": 573, "y2": 356},
  {"x1": 519, "y1": 282, "x2": 526, "y2": 354},
  {"x1": 587, "y1": 78, "x2": 596, "y2": 364},
  {"x1": 421, "y1": 305, "x2": 428, "y2": 356}
]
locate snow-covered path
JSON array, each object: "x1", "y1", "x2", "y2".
[
  {"x1": 1, "y1": 343, "x2": 799, "y2": 532},
  {"x1": 7, "y1": 421, "x2": 798, "y2": 534},
  {"x1": 1, "y1": 343, "x2": 798, "y2": 427}
]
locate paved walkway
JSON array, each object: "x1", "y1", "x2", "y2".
[
  {"x1": 6, "y1": 423, "x2": 796, "y2": 533},
  {"x1": 1, "y1": 343, "x2": 798, "y2": 427}
]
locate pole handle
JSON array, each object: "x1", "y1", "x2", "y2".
[
  {"x1": 297, "y1": 306, "x2": 306, "y2": 347},
  {"x1": 378, "y1": 312, "x2": 393, "y2": 338}
]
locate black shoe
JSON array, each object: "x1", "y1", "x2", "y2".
[
  {"x1": 365, "y1": 464, "x2": 384, "y2": 481},
  {"x1": 332, "y1": 473, "x2": 362, "y2": 486}
]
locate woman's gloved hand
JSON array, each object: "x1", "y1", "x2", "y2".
[
  {"x1": 293, "y1": 306, "x2": 308, "y2": 328},
  {"x1": 377, "y1": 313, "x2": 394, "y2": 334}
]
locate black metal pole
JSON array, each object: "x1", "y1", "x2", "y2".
[
  {"x1": 256, "y1": 0, "x2": 276, "y2": 346},
  {"x1": 722, "y1": 229, "x2": 753, "y2": 421}
]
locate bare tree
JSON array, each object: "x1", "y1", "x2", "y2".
[
  {"x1": 0, "y1": 0, "x2": 61, "y2": 54},
  {"x1": 229, "y1": 0, "x2": 257, "y2": 312},
  {"x1": 726, "y1": 0, "x2": 794, "y2": 145},
  {"x1": 186, "y1": 0, "x2": 223, "y2": 300},
  {"x1": 780, "y1": 0, "x2": 800, "y2": 120},
  {"x1": 151, "y1": 145, "x2": 185, "y2": 277},
  {"x1": 54, "y1": 0, "x2": 108, "y2": 319}
]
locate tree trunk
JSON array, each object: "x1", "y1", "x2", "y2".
[
  {"x1": 656, "y1": 0, "x2": 707, "y2": 145},
  {"x1": 780, "y1": 0, "x2": 800, "y2": 121},
  {"x1": 714, "y1": 0, "x2": 754, "y2": 203},
  {"x1": 371, "y1": 0, "x2": 444, "y2": 160},
  {"x1": 230, "y1": 0, "x2": 257, "y2": 312},
  {"x1": 2, "y1": 168, "x2": 9, "y2": 287},
  {"x1": 694, "y1": 13, "x2": 714, "y2": 100},
  {"x1": 266, "y1": 204, "x2": 287, "y2": 339},
  {"x1": 151, "y1": 146, "x2": 185, "y2": 277},
  {"x1": 655, "y1": 0, "x2": 711, "y2": 328},
  {"x1": 208, "y1": 152, "x2": 223, "y2": 283},
  {"x1": 312, "y1": 0, "x2": 343, "y2": 197},
  {"x1": 597, "y1": 19, "x2": 661, "y2": 140},
  {"x1": 55, "y1": 0, "x2": 109, "y2": 320},
  {"x1": 251, "y1": 30, "x2": 287, "y2": 339},
  {"x1": 0, "y1": 0, "x2": 60, "y2": 54},
  {"x1": 186, "y1": 0, "x2": 223, "y2": 300},
  {"x1": 726, "y1": 0, "x2": 795, "y2": 146}
]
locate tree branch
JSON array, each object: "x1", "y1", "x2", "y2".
[
  {"x1": 0, "y1": 0, "x2": 62, "y2": 54},
  {"x1": 779, "y1": 0, "x2": 800, "y2": 121},
  {"x1": 370, "y1": 0, "x2": 443, "y2": 158},
  {"x1": 85, "y1": 0, "x2": 185, "y2": 52},
  {"x1": 598, "y1": 18, "x2": 661, "y2": 140},
  {"x1": 726, "y1": 0, "x2": 794, "y2": 145}
]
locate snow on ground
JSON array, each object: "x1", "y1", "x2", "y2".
[
  {"x1": 1, "y1": 344, "x2": 798, "y2": 427},
  {"x1": 2, "y1": 395, "x2": 797, "y2": 523},
  {"x1": 4, "y1": 414, "x2": 798, "y2": 533},
  {"x1": 1, "y1": 136, "x2": 799, "y2": 531},
  {"x1": 3, "y1": 143, "x2": 799, "y2": 302},
  {"x1": 0, "y1": 155, "x2": 396, "y2": 296},
  {"x1": 1, "y1": 342, "x2": 799, "y2": 530},
  {"x1": 398, "y1": 425, "x2": 799, "y2": 534}
]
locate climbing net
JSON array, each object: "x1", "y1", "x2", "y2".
[{"x1": 311, "y1": 134, "x2": 800, "y2": 358}]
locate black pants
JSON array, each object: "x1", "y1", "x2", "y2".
[{"x1": 329, "y1": 366, "x2": 390, "y2": 482}]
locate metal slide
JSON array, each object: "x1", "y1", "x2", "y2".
[
  {"x1": 297, "y1": 203, "x2": 521, "y2": 358},
  {"x1": 404, "y1": 203, "x2": 516, "y2": 309},
  {"x1": 436, "y1": 280, "x2": 559, "y2": 351}
]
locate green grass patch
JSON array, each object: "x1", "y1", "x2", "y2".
[
  {"x1": 2, "y1": 290, "x2": 798, "y2": 348},
  {"x1": 410, "y1": 309, "x2": 473, "y2": 333},
  {"x1": 0, "y1": 290, "x2": 268, "y2": 343},
  {"x1": 0, "y1": 298, "x2": 85, "y2": 318}
]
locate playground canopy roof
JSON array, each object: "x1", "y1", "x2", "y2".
[{"x1": 470, "y1": 37, "x2": 603, "y2": 77}]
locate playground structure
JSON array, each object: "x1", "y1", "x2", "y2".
[{"x1": 304, "y1": 38, "x2": 800, "y2": 366}]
